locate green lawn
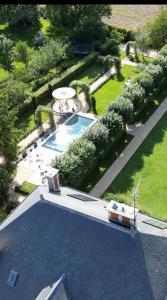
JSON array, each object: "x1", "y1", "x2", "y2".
[
  {"x1": 90, "y1": 64, "x2": 138, "y2": 115},
  {"x1": 103, "y1": 112, "x2": 167, "y2": 221},
  {"x1": 118, "y1": 50, "x2": 152, "y2": 64},
  {"x1": 79, "y1": 134, "x2": 132, "y2": 193},
  {"x1": 76, "y1": 62, "x2": 105, "y2": 84}
]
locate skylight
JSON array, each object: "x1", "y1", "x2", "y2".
[{"x1": 7, "y1": 270, "x2": 19, "y2": 287}]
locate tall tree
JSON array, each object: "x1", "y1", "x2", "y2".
[
  {"x1": 16, "y1": 41, "x2": 29, "y2": 67},
  {"x1": 0, "y1": 5, "x2": 39, "y2": 26},
  {"x1": 0, "y1": 97, "x2": 18, "y2": 173},
  {"x1": 135, "y1": 30, "x2": 149, "y2": 59},
  {"x1": 146, "y1": 7, "x2": 167, "y2": 50},
  {"x1": 46, "y1": 5, "x2": 112, "y2": 38},
  {"x1": 0, "y1": 35, "x2": 15, "y2": 72}
]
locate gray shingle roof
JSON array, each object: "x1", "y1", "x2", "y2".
[{"x1": 0, "y1": 187, "x2": 166, "y2": 300}]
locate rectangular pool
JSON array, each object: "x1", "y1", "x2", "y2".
[{"x1": 42, "y1": 114, "x2": 94, "y2": 153}]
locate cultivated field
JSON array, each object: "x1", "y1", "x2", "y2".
[{"x1": 103, "y1": 5, "x2": 164, "y2": 31}]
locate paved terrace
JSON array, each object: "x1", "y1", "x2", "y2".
[{"x1": 90, "y1": 97, "x2": 167, "y2": 198}]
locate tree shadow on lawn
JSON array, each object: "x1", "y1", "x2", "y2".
[
  {"x1": 107, "y1": 113, "x2": 167, "y2": 196},
  {"x1": 0, "y1": 21, "x2": 41, "y2": 48},
  {"x1": 115, "y1": 72, "x2": 125, "y2": 82}
]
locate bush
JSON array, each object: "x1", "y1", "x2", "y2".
[
  {"x1": 83, "y1": 121, "x2": 109, "y2": 153},
  {"x1": 107, "y1": 96, "x2": 134, "y2": 123},
  {"x1": 122, "y1": 82, "x2": 146, "y2": 112},
  {"x1": 101, "y1": 111, "x2": 124, "y2": 139},
  {"x1": 99, "y1": 38, "x2": 118, "y2": 55},
  {"x1": 146, "y1": 8, "x2": 167, "y2": 50},
  {"x1": 12, "y1": 67, "x2": 32, "y2": 83},
  {"x1": 159, "y1": 44, "x2": 167, "y2": 57},
  {"x1": 107, "y1": 25, "x2": 135, "y2": 43},
  {"x1": 4, "y1": 201, "x2": 18, "y2": 214},
  {"x1": 6, "y1": 78, "x2": 27, "y2": 109},
  {"x1": 28, "y1": 39, "x2": 67, "y2": 79},
  {"x1": 151, "y1": 55, "x2": 167, "y2": 76},
  {"x1": 18, "y1": 181, "x2": 37, "y2": 195},
  {"x1": 135, "y1": 72, "x2": 154, "y2": 97},
  {"x1": 53, "y1": 137, "x2": 96, "y2": 188},
  {"x1": 144, "y1": 64, "x2": 164, "y2": 88}
]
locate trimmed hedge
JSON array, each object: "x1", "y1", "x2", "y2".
[
  {"x1": 52, "y1": 137, "x2": 97, "y2": 188},
  {"x1": 17, "y1": 52, "x2": 98, "y2": 115},
  {"x1": 107, "y1": 96, "x2": 134, "y2": 123},
  {"x1": 83, "y1": 121, "x2": 109, "y2": 153}
]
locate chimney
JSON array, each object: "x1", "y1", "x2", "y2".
[{"x1": 46, "y1": 168, "x2": 60, "y2": 192}]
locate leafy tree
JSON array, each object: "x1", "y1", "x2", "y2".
[
  {"x1": 152, "y1": 54, "x2": 167, "y2": 76},
  {"x1": 135, "y1": 72, "x2": 154, "y2": 96},
  {"x1": 0, "y1": 5, "x2": 39, "y2": 26},
  {"x1": 52, "y1": 137, "x2": 96, "y2": 188},
  {"x1": 135, "y1": 29, "x2": 149, "y2": 59},
  {"x1": 123, "y1": 82, "x2": 146, "y2": 112},
  {"x1": 46, "y1": 5, "x2": 112, "y2": 38},
  {"x1": 144, "y1": 64, "x2": 164, "y2": 88},
  {"x1": 146, "y1": 7, "x2": 167, "y2": 49},
  {"x1": 5, "y1": 78, "x2": 27, "y2": 109},
  {"x1": 101, "y1": 111, "x2": 124, "y2": 139},
  {"x1": 83, "y1": 121, "x2": 109, "y2": 152},
  {"x1": 0, "y1": 167, "x2": 12, "y2": 204},
  {"x1": 0, "y1": 97, "x2": 18, "y2": 173},
  {"x1": 107, "y1": 96, "x2": 134, "y2": 123},
  {"x1": 0, "y1": 35, "x2": 15, "y2": 72},
  {"x1": 28, "y1": 39, "x2": 67, "y2": 79},
  {"x1": 159, "y1": 44, "x2": 167, "y2": 56},
  {"x1": 16, "y1": 41, "x2": 29, "y2": 67}
]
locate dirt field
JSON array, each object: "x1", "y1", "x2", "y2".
[{"x1": 103, "y1": 5, "x2": 165, "y2": 31}]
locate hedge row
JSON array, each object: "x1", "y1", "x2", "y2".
[
  {"x1": 18, "y1": 52, "x2": 98, "y2": 116},
  {"x1": 52, "y1": 44, "x2": 167, "y2": 189}
]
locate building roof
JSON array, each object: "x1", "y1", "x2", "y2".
[{"x1": 0, "y1": 186, "x2": 167, "y2": 300}]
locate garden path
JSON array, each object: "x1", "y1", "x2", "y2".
[{"x1": 89, "y1": 97, "x2": 167, "y2": 198}]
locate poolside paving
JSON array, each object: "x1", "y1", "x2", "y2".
[{"x1": 89, "y1": 97, "x2": 167, "y2": 198}]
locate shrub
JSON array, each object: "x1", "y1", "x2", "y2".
[
  {"x1": 146, "y1": 8, "x2": 167, "y2": 49},
  {"x1": 144, "y1": 64, "x2": 164, "y2": 88},
  {"x1": 18, "y1": 181, "x2": 37, "y2": 195},
  {"x1": 99, "y1": 38, "x2": 118, "y2": 55},
  {"x1": 101, "y1": 111, "x2": 124, "y2": 139},
  {"x1": 4, "y1": 201, "x2": 18, "y2": 214},
  {"x1": 53, "y1": 137, "x2": 96, "y2": 188},
  {"x1": 16, "y1": 41, "x2": 29, "y2": 66},
  {"x1": 28, "y1": 39, "x2": 67, "y2": 79},
  {"x1": 12, "y1": 67, "x2": 32, "y2": 83},
  {"x1": 83, "y1": 121, "x2": 109, "y2": 153},
  {"x1": 151, "y1": 55, "x2": 167, "y2": 76},
  {"x1": 135, "y1": 72, "x2": 154, "y2": 96},
  {"x1": 107, "y1": 96, "x2": 134, "y2": 123},
  {"x1": 159, "y1": 44, "x2": 167, "y2": 57},
  {"x1": 5, "y1": 78, "x2": 27, "y2": 109},
  {"x1": 122, "y1": 82, "x2": 146, "y2": 112}
]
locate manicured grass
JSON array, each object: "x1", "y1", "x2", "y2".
[
  {"x1": 15, "y1": 110, "x2": 49, "y2": 141},
  {"x1": 18, "y1": 181, "x2": 37, "y2": 195},
  {"x1": 118, "y1": 50, "x2": 152, "y2": 64},
  {"x1": 76, "y1": 62, "x2": 105, "y2": 84},
  {"x1": 90, "y1": 64, "x2": 138, "y2": 115},
  {"x1": 103, "y1": 112, "x2": 167, "y2": 221},
  {"x1": 79, "y1": 134, "x2": 132, "y2": 193}
]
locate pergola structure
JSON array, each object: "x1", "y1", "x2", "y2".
[{"x1": 51, "y1": 87, "x2": 80, "y2": 115}]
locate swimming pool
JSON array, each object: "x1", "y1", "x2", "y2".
[{"x1": 42, "y1": 114, "x2": 94, "y2": 153}]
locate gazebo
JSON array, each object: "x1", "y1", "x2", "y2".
[{"x1": 51, "y1": 87, "x2": 80, "y2": 115}]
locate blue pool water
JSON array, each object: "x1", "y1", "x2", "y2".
[{"x1": 42, "y1": 114, "x2": 94, "y2": 153}]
